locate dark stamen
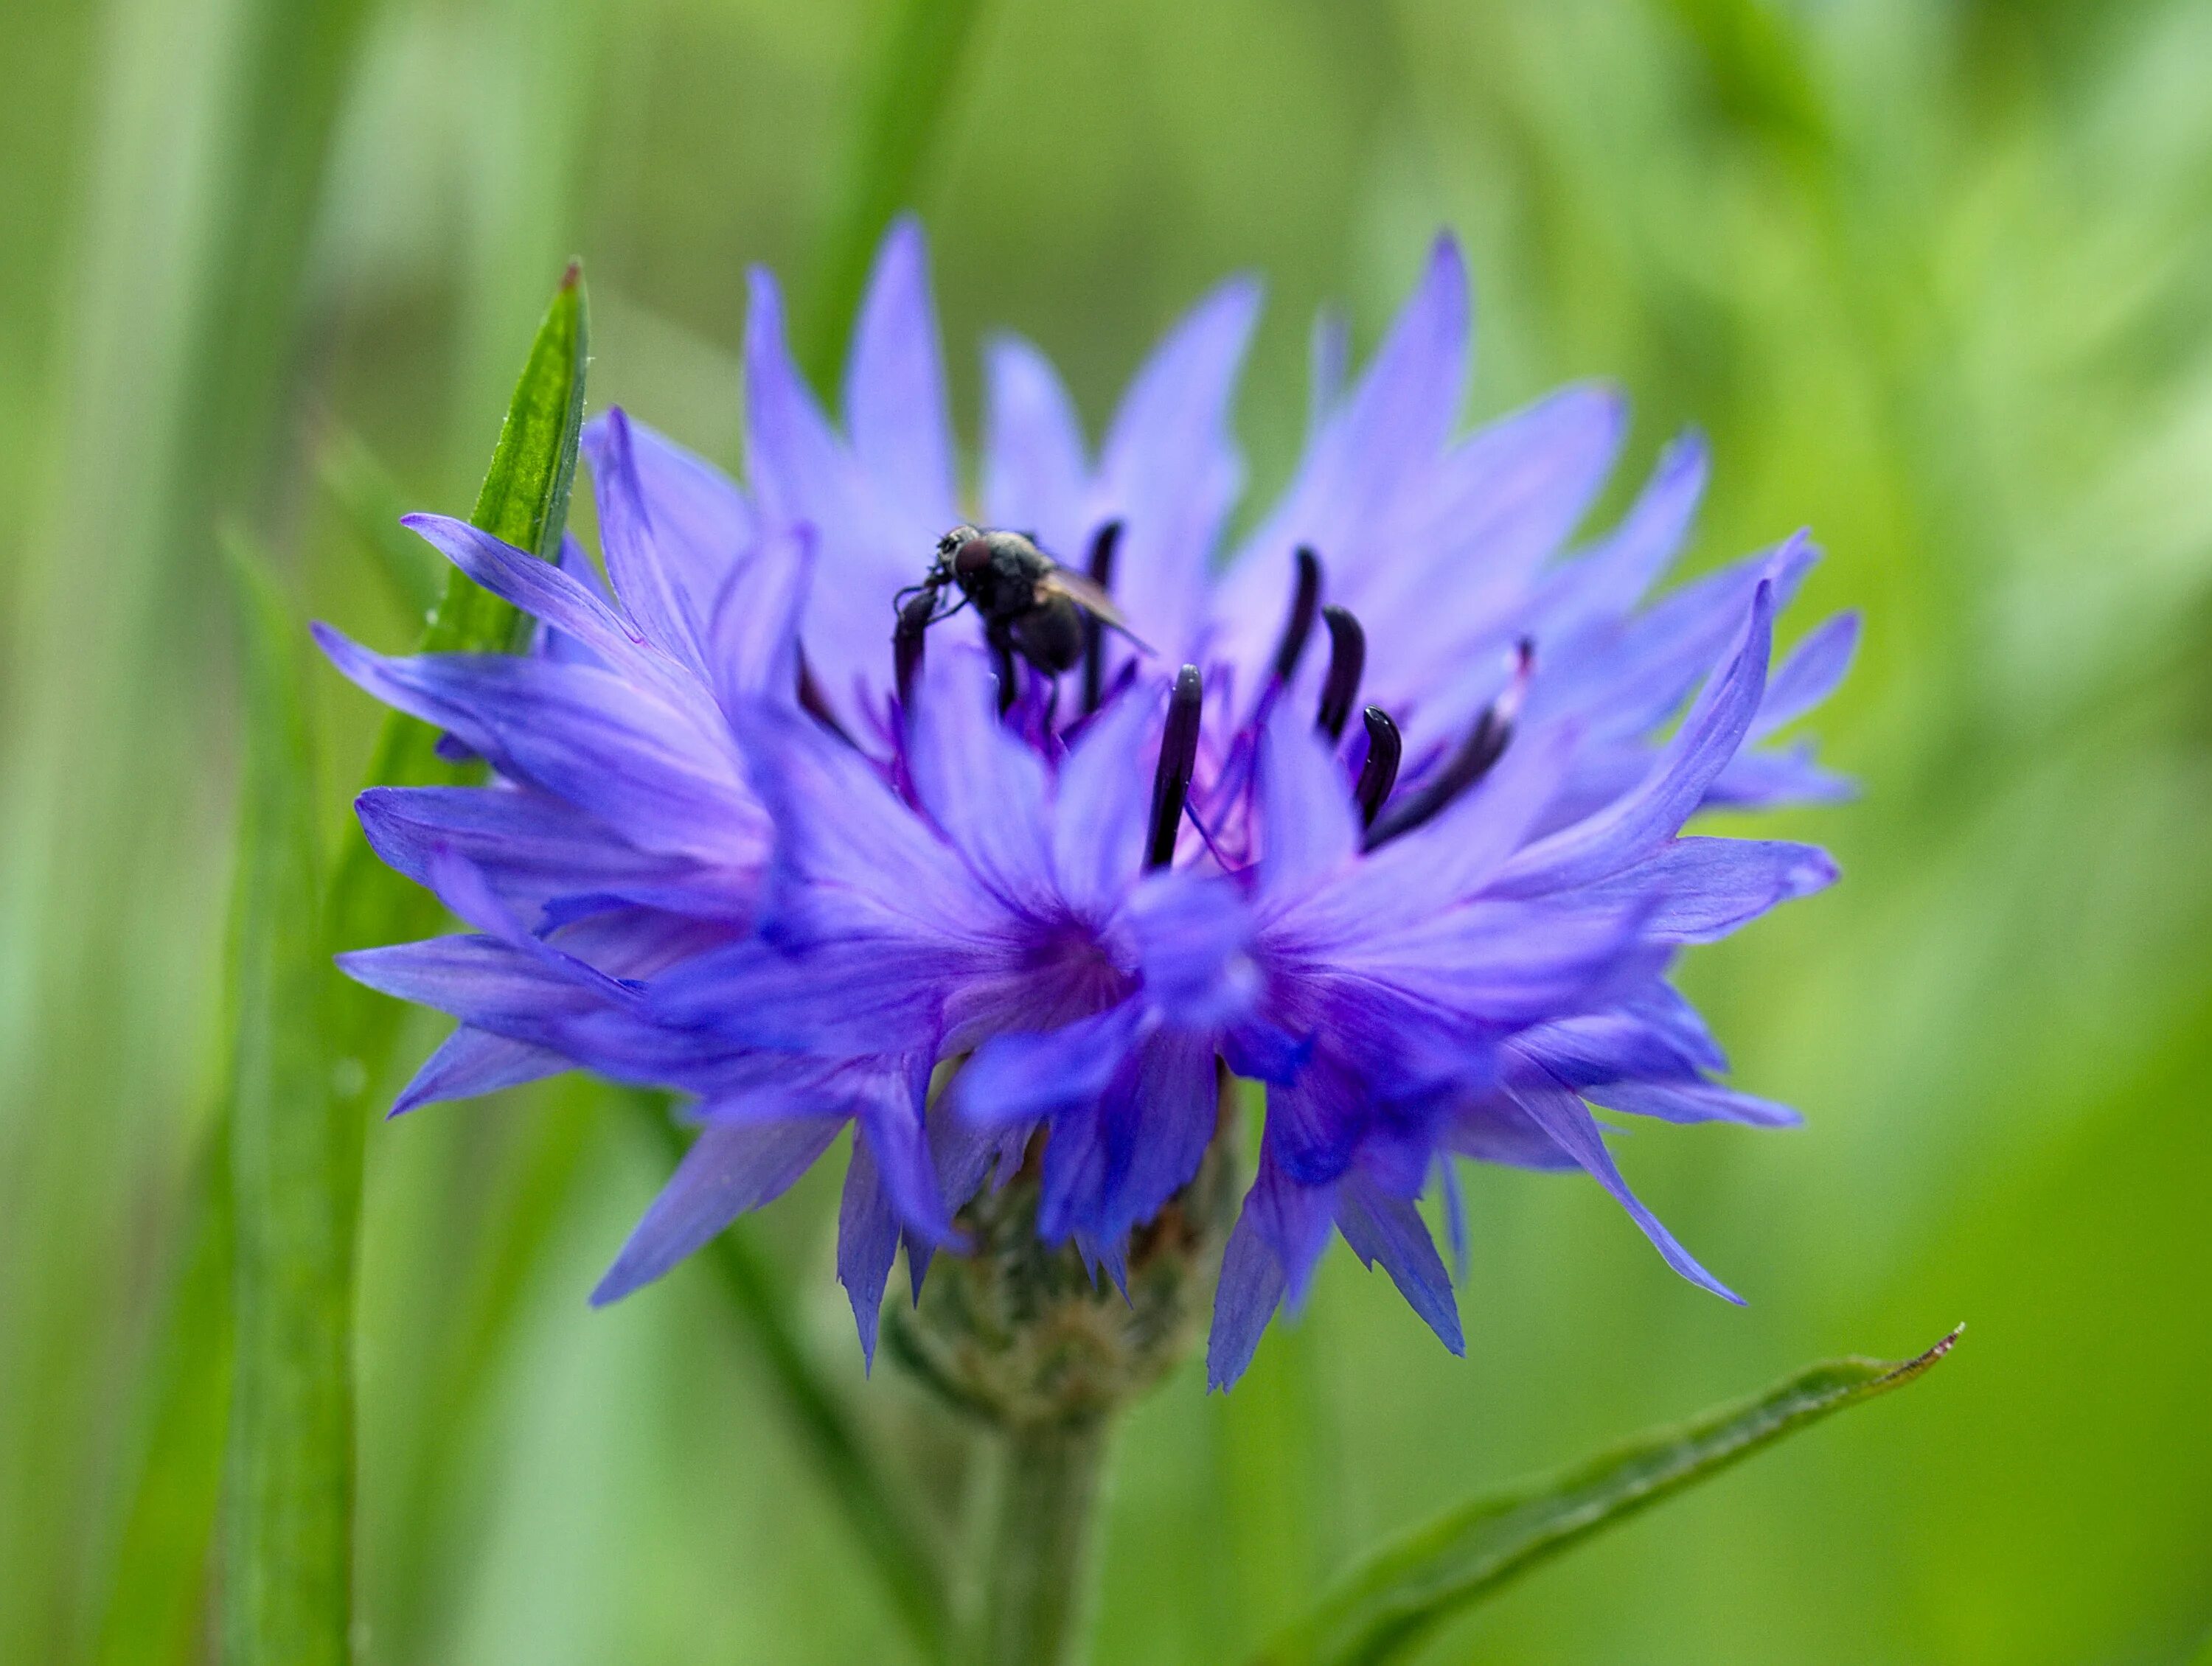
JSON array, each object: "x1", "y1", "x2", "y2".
[
  {"x1": 1081, "y1": 520, "x2": 1123, "y2": 716},
  {"x1": 992, "y1": 639, "x2": 1019, "y2": 716},
  {"x1": 1354, "y1": 706, "x2": 1402, "y2": 828},
  {"x1": 797, "y1": 649, "x2": 853, "y2": 745},
  {"x1": 1270, "y1": 546, "x2": 1323, "y2": 685},
  {"x1": 894, "y1": 590, "x2": 934, "y2": 706},
  {"x1": 1362, "y1": 642, "x2": 1532, "y2": 848},
  {"x1": 1315, "y1": 605, "x2": 1366, "y2": 741},
  {"x1": 1146, "y1": 664, "x2": 1203, "y2": 871}
]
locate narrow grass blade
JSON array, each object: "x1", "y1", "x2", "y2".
[
  {"x1": 629, "y1": 1098, "x2": 953, "y2": 1663},
  {"x1": 220, "y1": 542, "x2": 351, "y2": 1666},
  {"x1": 90, "y1": 262, "x2": 592, "y2": 1666},
  {"x1": 330, "y1": 263, "x2": 591, "y2": 891},
  {"x1": 1254, "y1": 1328, "x2": 1964, "y2": 1666},
  {"x1": 91, "y1": 1142, "x2": 234, "y2": 1666},
  {"x1": 800, "y1": 0, "x2": 991, "y2": 388}
]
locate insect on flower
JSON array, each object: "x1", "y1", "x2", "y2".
[{"x1": 894, "y1": 523, "x2": 1142, "y2": 711}]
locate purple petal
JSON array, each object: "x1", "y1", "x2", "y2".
[
  {"x1": 837, "y1": 1133, "x2": 900, "y2": 1367},
  {"x1": 1595, "y1": 1079, "x2": 1802, "y2": 1127},
  {"x1": 1357, "y1": 385, "x2": 1628, "y2": 719},
  {"x1": 592, "y1": 1115, "x2": 842, "y2": 1304},
  {"x1": 1094, "y1": 1025, "x2": 1221, "y2": 1239},
  {"x1": 1334, "y1": 1171, "x2": 1463, "y2": 1354},
  {"x1": 1206, "y1": 1153, "x2": 1336, "y2": 1390},
  {"x1": 401, "y1": 513, "x2": 661, "y2": 682},
  {"x1": 743, "y1": 268, "x2": 919, "y2": 735},
  {"x1": 1493, "y1": 580, "x2": 1774, "y2": 897},
  {"x1": 1127, "y1": 873, "x2": 1260, "y2": 1028},
  {"x1": 983, "y1": 334, "x2": 1090, "y2": 554},
  {"x1": 1530, "y1": 431, "x2": 1709, "y2": 642},
  {"x1": 585, "y1": 408, "x2": 712, "y2": 671},
  {"x1": 315, "y1": 624, "x2": 759, "y2": 862},
  {"x1": 1329, "y1": 720, "x2": 1582, "y2": 925},
  {"x1": 581, "y1": 411, "x2": 757, "y2": 630},
  {"x1": 1502, "y1": 1055, "x2": 1740, "y2": 1303},
  {"x1": 1207, "y1": 1208, "x2": 1287, "y2": 1392},
  {"x1": 745, "y1": 698, "x2": 994, "y2": 949},
  {"x1": 650, "y1": 935, "x2": 961, "y2": 1057},
  {"x1": 1532, "y1": 536, "x2": 1812, "y2": 744},
  {"x1": 1099, "y1": 278, "x2": 1261, "y2": 661},
  {"x1": 1753, "y1": 610, "x2": 1859, "y2": 738},
  {"x1": 856, "y1": 1074, "x2": 956, "y2": 1244},
  {"x1": 1049, "y1": 677, "x2": 1158, "y2": 917},
  {"x1": 392, "y1": 1025, "x2": 569, "y2": 1114},
  {"x1": 957, "y1": 1002, "x2": 1144, "y2": 1125},
  {"x1": 338, "y1": 933, "x2": 598, "y2": 1028},
  {"x1": 844, "y1": 217, "x2": 958, "y2": 532},
  {"x1": 1253, "y1": 711, "x2": 1359, "y2": 913},
  {"x1": 905, "y1": 648, "x2": 1058, "y2": 916},
  {"x1": 1211, "y1": 236, "x2": 1470, "y2": 682},
  {"x1": 1306, "y1": 304, "x2": 1349, "y2": 436},
  {"x1": 706, "y1": 525, "x2": 813, "y2": 721},
  {"x1": 355, "y1": 785, "x2": 754, "y2": 924},
  {"x1": 1704, "y1": 742, "x2": 1854, "y2": 809},
  {"x1": 1580, "y1": 837, "x2": 1837, "y2": 943},
  {"x1": 1447, "y1": 1091, "x2": 1585, "y2": 1171}
]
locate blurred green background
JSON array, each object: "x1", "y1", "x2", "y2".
[{"x1": 5, "y1": 0, "x2": 2211, "y2": 1660}]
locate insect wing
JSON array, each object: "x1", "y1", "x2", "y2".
[{"x1": 1037, "y1": 565, "x2": 1130, "y2": 627}]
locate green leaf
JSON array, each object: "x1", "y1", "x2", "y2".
[
  {"x1": 459, "y1": 261, "x2": 591, "y2": 579},
  {"x1": 89, "y1": 262, "x2": 594, "y2": 1666},
  {"x1": 1254, "y1": 1328, "x2": 1964, "y2": 1666},
  {"x1": 327, "y1": 261, "x2": 588, "y2": 898},
  {"x1": 326, "y1": 261, "x2": 588, "y2": 963},
  {"x1": 218, "y1": 540, "x2": 352, "y2": 1666}
]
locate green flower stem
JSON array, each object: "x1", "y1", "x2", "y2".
[{"x1": 973, "y1": 1416, "x2": 1113, "y2": 1666}]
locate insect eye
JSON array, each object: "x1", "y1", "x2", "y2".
[{"x1": 954, "y1": 538, "x2": 992, "y2": 578}]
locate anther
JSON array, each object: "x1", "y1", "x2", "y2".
[
  {"x1": 894, "y1": 590, "x2": 934, "y2": 706},
  {"x1": 1363, "y1": 641, "x2": 1534, "y2": 849},
  {"x1": 1315, "y1": 605, "x2": 1366, "y2": 741},
  {"x1": 1354, "y1": 706, "x2": 1402, "y2": 829},
  {"x1": 1146, "y1": 664, "x2": 1204, "y2": 871},
  {"x1": 1081, "y1": 520, "x2": 1124, "y2": 717},
  {"x1": 1270, "y1": 546, "x2": 1323, "y2": 685}
]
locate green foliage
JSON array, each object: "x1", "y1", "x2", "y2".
[
  {"x1": 219, "y1": 542, "x2": 350, "y2": 1666},
  {"x1": 1256, "y1": 1331, "x2": 1962, "y2": 1666},
  {"x1": 7, "y1": 1, "x2": 2212, "y2": 1662},
  {"x1": 329, "y1": 265, "x2": 590, "y2": 893}
]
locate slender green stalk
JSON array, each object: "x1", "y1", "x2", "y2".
[
  {"x1": 971, "y1": 1418, "x2": 1113, "y2": 1666},
  {"x1": 800, "y1": 0, "x2": 993, "y2": 389},
  {"x1": 220, "y1": 546, "x2": 349, "y2": 1666},
  {"x1": 91, "y1": 265, "x2": 590, "y2": 1665}
]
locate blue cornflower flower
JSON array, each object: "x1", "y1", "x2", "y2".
[{"x1": 322, "y1": 218, "x2": 1850, "y2": 1386}]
